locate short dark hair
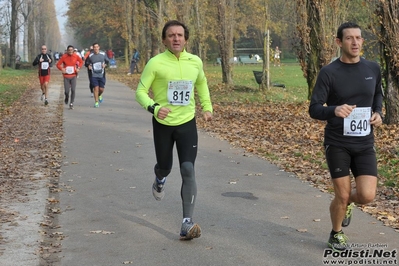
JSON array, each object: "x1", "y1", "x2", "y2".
[
  {"x1": 336, "y1": 22, "x2": 361, "y2": 40},
  {"x1": 92, "y1": 43, "x2": 99, "y2": 47},
  {"x1": 67, "y1": 45, "x2": 74, "y2": 50},
  {"x1": 162, "y1": 20, "x2": 189, "y2": 41}
]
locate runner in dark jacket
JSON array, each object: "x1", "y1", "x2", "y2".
[{"x1": 32, "y1": 45, "x2": 53, "y2": 105}]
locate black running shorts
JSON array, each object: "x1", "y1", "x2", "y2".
[{"x1": 325, "y1": 145, "x2": 378, "y2": 179}]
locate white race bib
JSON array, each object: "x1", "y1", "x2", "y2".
[
  {"x1": 93, "y1": 62, "x2": 103, "y2": 71},
  {"x1": 65, "y1": 66, "x2": 74, "y2": 74},
  {"x1": 167, "y1": 80, "x2": 193, "y2": 106},
  {"x1": 343, "y1": 107, "x2": 371, "y2": 137},
  {"x1": 41, "y1": 62, "x2": 49, "y2": 70}
]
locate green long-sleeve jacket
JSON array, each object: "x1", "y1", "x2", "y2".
[{"x1": 136, "y1": 49, "x2": 213, "y2": 126}]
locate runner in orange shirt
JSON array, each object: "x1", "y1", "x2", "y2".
[{"x1": 56, "y1": 45, "x2": 83, "y2": 109}]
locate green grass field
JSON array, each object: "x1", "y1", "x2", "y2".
[
  {"x1": 204, "y1": 61, "x2": 309, "y2": 103},
  {"x1": 0, "y1": 68, "x2": 36, "y2": 109},
  {"x1": 111, "y1": 58, "x2": 309, "y2": 103}
]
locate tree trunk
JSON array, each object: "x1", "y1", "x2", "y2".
[
  {"x1": 156, "y1": 0, "x2": 163, "y2": 54},
  {"x1": 261, "y1": 2, "x2": 270, "y2": 90},
  {"x1": 150, "y1": 16, "x2": 158, "y2": 57},
  {"x1": 28, "y1": 0, "x2": 35, "y2": 62},
  {"x1": 20, "y1": 0, "x2": 34, "y2": 62},
  {"x1": 373, "y1": 0, "x2": 399, "y2": 124},
  {"x1": 23, "y1": 15, "x2": 28, "y2": 62},
  {"x1": 175, "y1": 0, "x2": 191, "y2": 51},
  {"x1": 132, "y1": 0, "x2": 141, "y2": 67},
  {"x1": 305, "y1": 1, "x2": 322, "y2": 99},
  {"x1": 217, "y1": 0, "x2": 235, "y2": 85},
  {"x1": 262, "y1": 29, "x2": 270, "y2": 90},
  {"x1": 194, "y1": 0, "x2": 200, "y2": 57},
  {"x1": 148, "y1": 0, "x2": 162, "y2": 57},
  {"x1": 10, "y1": 0, "x2": 18, "y2": 68},
  {"x1": 385, "y1": 76, "x2": 399, "y2": 124},
  {"x1": 125, "y1": 0, "x2": 132, "y2": 66},
  {"x1": 295, "y1": 0, "x2": 346, "y2": 99}
]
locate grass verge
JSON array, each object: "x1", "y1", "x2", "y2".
[{"x1": 0, "y1": 68, "x2": 36, "y2": 111}]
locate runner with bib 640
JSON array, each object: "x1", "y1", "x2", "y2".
[{"x1": 309, "y1": 22, "x2": 383, "y2": 251}]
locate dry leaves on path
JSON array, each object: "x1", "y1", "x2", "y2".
[
  {"x1": 196, "y1": 101, "x2": 399, "y2": 230},
  {"x1": 107, "y1": 71, "x2": 399, "y2": 230},
  {"x1": 0, "y1": 75, "x2": 64, "y2": 263}
]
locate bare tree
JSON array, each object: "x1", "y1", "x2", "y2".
[
  {"x1": 372, "y1": 0, "x2": 399, "y2": 124},
  {"x1": 0, "y1": 1, "x2": 5, "y2": 70},
  {"x1": 174, "y1": 0, "x2": 189, "y2": 26},
  {"x1": 295, "y1": 0, "x2": 350, "y2": 99},
  {"x1": 27, "y1": 0, "x2": 35, "y2": 61},
  {"x1": 9, "y1": 0, "x2": 18, "y2": 68},
  {"x1": 217, "y1": 0, "x2": 235, "y2": 85},
  {"x1": 19, "y1": 0, "x2": 35, "y2": 62},
  {"x1": 189, "y1": 0, "x2": 214, "y2": 62},
  {"x1": 192, "y1": 0, "x2": 203, "y2": 58},
  {"x1": 139, "y1": 0, "x2": 163, "y2": 57},
  {"x1": 127, "y1": 0, "x2": 134, "y2": 66}
]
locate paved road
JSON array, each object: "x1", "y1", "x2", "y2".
[{"x1": 2, "y1": 70, "x2": 399, "y2": 266}]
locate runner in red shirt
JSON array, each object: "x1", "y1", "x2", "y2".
[{"x1": 106, "y1": 49, "x2": 114, "y2": 60}]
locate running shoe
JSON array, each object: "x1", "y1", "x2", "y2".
[
  {"x1": 328, "y1": 231, "x2": 348, "y2": 251},
  {"x1": 99, "y1": 95, "x2": 103, "y2": 103},
  {"x1": 152, "y1": 177, "x2": 166, "y2": 201},
  {"x1": 94, "y1": 102, "x2": 99, "y2": 108},
  {"x1": 64, "y1": 96, "x2": 68, "y2": 105},
  {"x1": 342, "y1": 203, "x2": 355, "y2": 227},
  {"x1": 180, "y1": 221, "x2": 201, "y2": 240},
  {"x1": 41, "y1": 93, "x2": 45, "y2": 101},
  {"x1": 44, "y1": 99, "x2": 48, "y2": 106},
  {"x1": 91, "y1": 93, "x2": 94, "y2": 98},
  {"x1": 69, "y1": 103, "x2": 73, "y2": 109}
]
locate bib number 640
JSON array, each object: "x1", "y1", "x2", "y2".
[{"x1": 350, "y1": 119, "x2": 368, "y2": 132}]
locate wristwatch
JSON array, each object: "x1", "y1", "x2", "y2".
[{"x1": 147, "y1": 103, "x2": 159, "y2": 114}]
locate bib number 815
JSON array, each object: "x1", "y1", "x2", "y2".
[{"x1": 173, "y1": 91, "x2": 190, "y2": 102}]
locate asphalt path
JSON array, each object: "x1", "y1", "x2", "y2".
[{"x1": 2, "y1": 69, "x2": 398, "y2": 266}]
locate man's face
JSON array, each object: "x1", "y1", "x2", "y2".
[
  {"x1": 93, "y1": 44, "x2": 100, "y2": 54},
  {"x1": 337, "y1": 28, "x2": 363, "y2": 59},
  {"x1": 162, "y1": 25, "x2": 186, "y2": 55},
  {"x1": 41, "y1": 46, "x2": 47, "y2": 54},
  {"x1": 67, "y1": 47, "x2": 74, "y2": 55}
]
